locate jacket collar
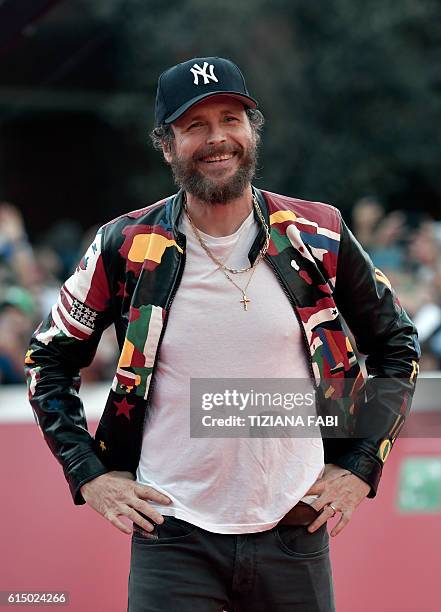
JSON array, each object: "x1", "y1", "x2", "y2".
[{"x1": 170, "y1": 189, "x2": 185, "y2": 235}]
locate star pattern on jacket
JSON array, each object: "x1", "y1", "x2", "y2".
[{"x1": 114, "y1": 397, "x2": 135, "y2": 420}]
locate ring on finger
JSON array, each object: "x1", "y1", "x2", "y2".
[{"x1": 329, "y1": 503, "x2": 338, "y2": 516}]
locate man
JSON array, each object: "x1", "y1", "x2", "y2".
[{"x1": 25, "y1": 57, "x2": 420, "y2": 612}]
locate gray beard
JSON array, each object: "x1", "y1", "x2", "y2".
[{"x1": 169, "y1": 141, "x2": 258, "y2": 205}]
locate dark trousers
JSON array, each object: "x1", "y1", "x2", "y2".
[{"x1": 128, "y1": 516, "x2": 335, "y2": 612}]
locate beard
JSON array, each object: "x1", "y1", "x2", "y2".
[{"x1": 168, "y1": 138, "x2": 259, "y2": 205}]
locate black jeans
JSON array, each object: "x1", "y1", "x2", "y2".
[{"x1": 128, "y1": 516, "x2": 335, "y2": 612}]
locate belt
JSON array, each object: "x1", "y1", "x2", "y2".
[{"x1": 277, "y1": 501, "x2": 320, "y2": 526}]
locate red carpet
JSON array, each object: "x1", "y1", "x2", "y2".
[{"x1": 2, "y1": 423, "x2": 440, "y2": 611}]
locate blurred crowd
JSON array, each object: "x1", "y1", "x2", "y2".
[
  {"x1": 0, "y1": 202, "x2": 117, "y2": 385},
  {"x1": 0, "y1": 197, "x2": 440, "y2": 385},
  {"x1": 351, "y1": 197, "x2": 441, "y2": 372}
]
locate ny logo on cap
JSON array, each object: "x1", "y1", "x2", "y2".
[{"x1": 190, "y1": 62, "x2": 219, "y2": 85}]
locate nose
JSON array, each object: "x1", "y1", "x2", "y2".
[{"x1": 206, "y1": 122, "x2": 227, "y2": 146}]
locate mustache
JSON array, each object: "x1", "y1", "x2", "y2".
[{"x1": 194, "y1": 144, "x2": 242, "y2": 161}]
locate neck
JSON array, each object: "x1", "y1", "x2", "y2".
[{"x1": 184, "y1": 185, "x2": 254, "y2": 237}]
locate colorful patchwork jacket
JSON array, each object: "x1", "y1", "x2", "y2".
[{"x1": 25, "y1": 188, "x2": 420, "y2": 505}]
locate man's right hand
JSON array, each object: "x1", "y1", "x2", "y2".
[{"x1": 80, "y1": 470, "x2": 172, "y2": 535}]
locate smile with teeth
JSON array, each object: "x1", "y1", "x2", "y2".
[{"x1": 200, "y1": 153, "x2": 236, "y2": 163}]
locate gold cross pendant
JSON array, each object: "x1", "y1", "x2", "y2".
[{"x1": 240, "y1": 294, "x2": 250, "y2": 311}]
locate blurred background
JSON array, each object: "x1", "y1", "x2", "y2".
[{"x1": 1, "y1": 1, "x2": 440, "y2": 610}]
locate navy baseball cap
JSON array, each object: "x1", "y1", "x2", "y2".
[{"x1": 154, "y1": 57, "x2": 258, "y2": 126}]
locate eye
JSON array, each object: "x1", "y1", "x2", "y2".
[
  {"x1": 225, "y1": 116, "x2": 239, "y2": 123},
  {"x1": 187, "y1": 121, "x2": 203, "y2": 130}
]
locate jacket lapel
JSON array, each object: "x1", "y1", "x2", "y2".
[
  {"x1": 256, "y1": 190, "x2": 362, "y2": 427},
  {"x1": 95, "y1": 194, "x2": 186, "y2": 468}
]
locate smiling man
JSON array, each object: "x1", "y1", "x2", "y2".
[{"x1": 25, "y1": 57, "x2": 420, "y2": 612}]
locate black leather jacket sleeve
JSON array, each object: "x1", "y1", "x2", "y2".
[
  {"x1": 24, "y1": 228, "x2": 112, "y2": 504},
  {"x1": 331, "y1": 215, "x2": 420, "y2": 497}
]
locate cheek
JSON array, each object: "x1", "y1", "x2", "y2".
[
  {"x1": 174, "y1": 138, "x2": 199, "y2": 160},
  {"x1": 235, "y1": 127, "x2": 255, "y2": 148}
]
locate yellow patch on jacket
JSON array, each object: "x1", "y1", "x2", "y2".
[
  {"x1": 269, "y1": 210, "x2": 297, "y2": 225},
  {"x1": 128, "y1": 233, "x2": 183, "y2": 264}
]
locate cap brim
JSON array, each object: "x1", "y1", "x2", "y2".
[{"x1": 164, "y1": 91, "x2": 258, "y2": 124}]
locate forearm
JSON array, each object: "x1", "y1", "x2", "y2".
[
  {"x1": 26, "y1": 334, "x2": 110, "y2": 503},
  {"x1": 331, "y1": 215, "x2": 420, "y2": 495},
  {"x1": 25, "y1": 225, "x2": 114, "y2": 503}
]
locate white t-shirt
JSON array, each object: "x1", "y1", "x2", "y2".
[{"x1": 136, "y1": 208, "x2": 324, "y2": 533}]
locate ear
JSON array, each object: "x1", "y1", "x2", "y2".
[{"x1": 162, "y1": 141, "x2": 172, "y2": 164}]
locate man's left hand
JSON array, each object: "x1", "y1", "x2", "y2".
[{"x1": 305, "y1": 464, "x2": 371, "y2": 537}]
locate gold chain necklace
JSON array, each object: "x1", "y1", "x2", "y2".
[
  {"x1": 218, "y1": 262, "x2": 259, "y2": 311},
  {"x1": 183, "y1": 193, "x2": 270, "y2": 310},
  {"x1": 183, "y1": 193, "x2": 270, "y2": 275}
]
